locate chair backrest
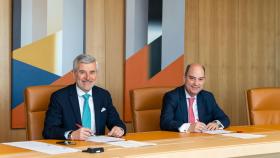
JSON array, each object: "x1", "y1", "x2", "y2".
[
  {"x1": 130, "y1": 87, "x2": 174, "y2": 132},
  {"x1": 246, "y1": 88, "x2": 280, "y2": 125},
  {"x1": 25, "y1": 85, "x2": 65, "y2": 140}
]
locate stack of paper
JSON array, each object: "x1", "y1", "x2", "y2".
[
  {"x1": 221, "y1": 133, "x2": 266, "y2": 139},
  {"x1": 3, "y1": 141, "x2": 79, "y2": 155},
  {"x1": 202, "y1": 129, "x2": 232, "y2": 134},
  {"x1": 108, "y1": 140, "x2": 156, "y2": 148},
  {"x1": 86, "y1": 135, "x2": 125, "y2": 143}
]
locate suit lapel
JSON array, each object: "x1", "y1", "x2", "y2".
[
  {"x1": 197, "y1": 92, "x2": 205, "y2": 122},
  {"x1": 69, "y1": 84, "x2": 82, "y2": 125},
  {"x1": 179, "y1": 86, "x2": 188, "y2": 122}
]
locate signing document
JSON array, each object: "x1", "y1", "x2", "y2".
[
  {"x1": 3, "y1": 141, "x2": 79, "y2": 155},
  {"x1": 222, "y1": 133, "x2": 266, "y2": 139},
  {"x1": 87, "y1": 135, "x2": 125, "y2": 143},
  {"x1": 202, "y1": 129, "x2": 232, "y2": 134},
  {"x1": 108, "y1": 140, "x2": 156, "y2": 148}
]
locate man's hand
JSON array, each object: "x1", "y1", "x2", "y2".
[
  {"x1": 188, "y1": 121, "x2": 206, "y2": 132},
  {"x1": 206, "y1": 122, "x2": 219, "y2": 130},
  {"x1": 108, "y1": 126, "x2": 124, "y2": 137},
  {"x1": 70, "y1": 127, "x2": 93, "y2": 140}
]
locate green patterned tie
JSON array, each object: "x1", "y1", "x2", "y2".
[{"x1": 82, "y1": 94, "x2": 91, "y2": 129}]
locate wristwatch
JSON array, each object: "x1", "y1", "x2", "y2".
[
  {"x1": 67, "y1": 131, "x2": 73, "y2": 140},
  {"x1": 213, "y1": 120, "x2": 223, "y2": 128}
]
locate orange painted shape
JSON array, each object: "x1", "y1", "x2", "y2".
[
  {"x1": 124, "y1": 46, "x2": 149, "y2": 122},
  {"x1": 11, "y1": 103, "x2": 26, "y2": 128},
  {"x1": 51, "y1": 71, "x2": 75, "y2": 85},
  {"x1": 12, "y1": 71, "x2": 75, "y2": 128},
  {"x1": 147, "y1": 55, "x2": 184, "y2": 86},
  {"x1": 124, "y1": 46, "x2": 184, "y2": 122}
]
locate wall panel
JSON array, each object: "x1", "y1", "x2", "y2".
[
  {"x1": 86, "y1": 0, "x2": 125, "y2": 120},
  {"x1": 0, "y1": 0, "x2": 26, "y2": 142},
  {"x1": 86, "y1": 0, "x2": 106, "y2": 87},
  {"x1": 186, "y1": 0, "x2": 279, "y2": 125},
  {"x1": 238, "y1": 0, "x2": 276, "y2": 124},
  {"x1": 104, "y1": 0, "x2": 125, "y2": 116}
]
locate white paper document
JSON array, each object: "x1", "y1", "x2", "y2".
[
  {"x1": 2, "y1": 141, "x2": 79, "y2": 155},
  {"x1": 202, "y1": 129, "x2": 232, "y2": 134},
  {"x1": 108, "y1": 140, "x2": 156, "y2": 148},
  {"x1": 87, "y1": 135, "x2": 125, "y2": 143},
  {"x1": 221, "y1": 133, "x2": 266, "y2": 139}
]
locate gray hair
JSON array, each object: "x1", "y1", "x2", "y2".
[{"x1": 73, "y1": 54, "x2": 97, "y2": 71}]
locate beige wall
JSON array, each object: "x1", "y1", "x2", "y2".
[
  {"x1": 0, "y1": 0, "x2": 26, "y2": 142},
  {"x1": 0, "y1": 0, "x2": 279, "y2": 142},
  {"x1": 186, "y1": 0, "x2": 280, "y2": 125}
]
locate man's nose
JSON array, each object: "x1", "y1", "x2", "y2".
[
  {"x1": 193, "y1": 79, "x2": 199, "y2": 85},
  {"x1": 85, "y1": 73, "x2": 91, "y2": 80}
]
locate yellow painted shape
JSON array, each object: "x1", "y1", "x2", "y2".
[{"x1": 13, "y1": 31, "x2": 62, "y2": 75}]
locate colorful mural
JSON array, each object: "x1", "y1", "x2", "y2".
[
  {"x1": 12, "y1": 0, "x2": 84, "y2": 128},
  {"x1": 124, "y1": 0, "x2": 185, "y2": 122}
]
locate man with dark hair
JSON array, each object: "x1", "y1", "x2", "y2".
[
  {"x1": 43, "y1": 54, "x2": 126, "y2": 140},
  {"x1": 160, "y1": 63, "x2": 230, "y2": 132}
]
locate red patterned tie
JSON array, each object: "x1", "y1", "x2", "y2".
[{"x1": 188, "y1": 97, "x2": 195, "y2": 123}]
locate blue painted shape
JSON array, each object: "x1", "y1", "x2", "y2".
[{"x1": 12, "y1": 59, "x2": 60, "y2": 108}]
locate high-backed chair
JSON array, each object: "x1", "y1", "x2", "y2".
[
  {"x1": 25, "y1": 85, "x2": 65, "y2": 140},
  {"x1": 246, "y1": 88, "x2": 280, "y2": 125},
  {"x1": 130, "y1": 87, "x2": 173, "y2": 132}
]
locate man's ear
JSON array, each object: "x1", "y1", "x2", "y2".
[{"x1": 72, "y1": 70, "x2": 76, "y2": 79}]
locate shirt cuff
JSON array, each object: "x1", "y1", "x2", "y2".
[
  {"x1": 214, "y1": 120, "x2": 224, "y2": 129},
  {"x1": 64, "y1": 130, "x2": 72, "y2": 139},
  {"x1": 178, "y1": 123, "x2": 191, "y2": 132}
]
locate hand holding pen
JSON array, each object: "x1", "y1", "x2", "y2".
[
  {"x1": 189, "y1": 120, "x2": 206, "y2": 133},
  {"x1": 70, "y1": 124, "x2": 95, "y2": 140}
]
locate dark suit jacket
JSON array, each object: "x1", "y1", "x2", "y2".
[
  {"x1": 43, "y1": 84, "x2": 126, "y2": 139},
  {"x1": 160, "y1": 85, "x2": 230, "y2": 131}
]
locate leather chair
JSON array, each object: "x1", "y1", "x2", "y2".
[
  {"x1": 25, "y1": 85, "x2": 65, "y2": 140},
  {"x1": 130, "y1": 87, "x2": 173, "y2": 132},
  {"x1": 246, "y1": 88, "x2": 280, "y2": 125}
]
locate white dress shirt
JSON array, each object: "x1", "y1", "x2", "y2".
[
  {"x1": 178, "y1": 90, "x2": 224, "y2": 132},
  {"x1": 64, "y1": 86, "x2": 96, "y2": 139}
]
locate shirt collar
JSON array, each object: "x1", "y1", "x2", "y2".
[
  {"x1": 76, "y1": 85, "x2": 92, "y2": 97},
  {"x1": 184, "y1": 89, "x2": 197, "y2": 99}
]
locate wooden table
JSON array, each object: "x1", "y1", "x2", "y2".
[{"x1": 1, "y1": 125, "x2": 280, "y2": 158}]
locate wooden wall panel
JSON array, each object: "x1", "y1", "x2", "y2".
[
  {"x1": 196, "y1": 0, "x2": 239, "y2": 124},
  {"x1": 186, "y1": 0, "x2": 279, "y2": 125},
  {"x1": 0, "y1": 0, "x2": 12, "y2": 142},
  {"x1": 276, "y1": 0, "x2": 280, "y2": 87},
  {"x1": 86, "y1": 0, "x2": 106, "y2": 87},
  {"x1": 86, "y1": 0, "x2": 125, "y2": 117},
  {"x1": 185, "y1": 0, "x2": 199, "y2": 64},
  {"x1": 238, "y1": 0, "x2": 276, "y2": 124},
  {"x1": 104, "y1": 0, "x2": 124, "y2": 116},
  {"x1": 0, "y1": 0, "x2": 26, "y2": 142}
]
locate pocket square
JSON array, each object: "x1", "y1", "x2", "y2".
[{"x1": 101, "y1": 107, "x2": 106, "y2": 112}]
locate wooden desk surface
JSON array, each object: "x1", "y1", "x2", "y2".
[{"x1": 1, "y1": 125, "x2": 280, "y2": 158}]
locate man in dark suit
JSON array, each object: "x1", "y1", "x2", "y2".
[
  {"x1": 43, "y1": 54, "x2": 126, "y2": 140},
  {"x1": 160, "y1": 64, "x2": 230, "y2": 133}
]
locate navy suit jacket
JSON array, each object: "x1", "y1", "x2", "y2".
[
  {"x1": 160, "y1": 86, "x2": 230, "y2": 131},
  {"x1": 43, "y1": 84, "x2": 126, "y2": 139}
]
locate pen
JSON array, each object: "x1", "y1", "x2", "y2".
[
  {"x1": 75, "y1": 123, "x2": 82, "y2": 128},
  {"x1": 75, "y1": 123, "x2": 95, "y2": 136}
]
